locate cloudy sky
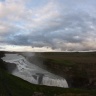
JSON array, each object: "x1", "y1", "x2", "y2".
[{"x1": 0, "y1": 0, "x2": 96, "y2": 51}]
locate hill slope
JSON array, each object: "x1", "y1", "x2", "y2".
[{"x1": 0, "y1": 68, "x2": 96, "y2": 96}]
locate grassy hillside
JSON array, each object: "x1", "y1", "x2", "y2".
[{"x1": 0, "y1": 68, "x2": 96, "y2": 96}]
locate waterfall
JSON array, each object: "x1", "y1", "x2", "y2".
[
  {"x1": 2, "y1": 53, "x2": 69, "y2": 88},
  {"x1": 42, "y1": 77, "x2": 68, "y2": 87}
]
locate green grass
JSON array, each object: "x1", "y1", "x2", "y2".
[
  {"x1": 52, "y1": 59, "x2": 76, "y2": 67},
  {"x1": 44, "y1": 58, "x2": 76, "y2": 68},
  {"x1": 0, "y1": 68, "x2": 96, "y2": 96}
]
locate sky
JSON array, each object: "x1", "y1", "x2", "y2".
[{"x1": 0, "y1": 0, "x2": 96, "y2": 52}]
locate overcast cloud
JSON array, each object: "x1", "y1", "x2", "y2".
[{"x1": 0, "y1": 0, "x2": 96, "y2": 51}]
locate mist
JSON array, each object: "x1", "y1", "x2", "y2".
[{"x1": 21, "y1": 52, "x2": 47, "y2": 70}]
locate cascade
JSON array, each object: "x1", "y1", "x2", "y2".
[{"x1": 2, "y1": 53, "x2": 68, "y2": 88}]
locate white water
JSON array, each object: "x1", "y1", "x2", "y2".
[{"x1": 2, "y1": 53, "x2": 68, "y2": 88}]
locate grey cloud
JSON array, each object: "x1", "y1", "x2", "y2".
[
  {"x1": 1, "y1": 0, "x2": 96, "y2": 51},
  {"x1": 3, "y1": 12, "x2": 96, "y2": 51}
]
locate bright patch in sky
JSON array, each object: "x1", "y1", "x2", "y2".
[{"x1": 0, "y1": 0, "x2": 96, "y2": 51}]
